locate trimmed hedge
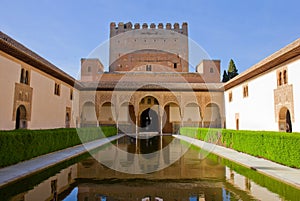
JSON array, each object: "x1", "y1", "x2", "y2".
[
  {"x1": 180, "y1": 127, "x2": 300, "y2": 168},
  {"x1": 0, "y1": 127, "x2": 117, "y2": 167}
]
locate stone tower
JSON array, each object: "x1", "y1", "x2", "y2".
[
  {"x1": 109, "y1": 22, "x2": 189, "y2": 72},
  {"x1": 80, "y1": 58, "x2": 104, "y2": 81}
]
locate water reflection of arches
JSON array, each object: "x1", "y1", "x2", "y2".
[
  {"x1": 15, "y1": 105, "x2": 27, "y2": 129},
  {"x1": 204, "y1": 103, "x2": 221, "y2": 128},
  {"x1": 81, "y1": 101, "x2": 97, "y2": 127},
  {"x1": 279, "y1": 107, "x2": 292, "y2": 132}
]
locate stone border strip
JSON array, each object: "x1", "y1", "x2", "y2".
[
  {"x1": 174, "y1": 135, "x2": 300, "y2": 189},
  {"x1": 0, "y1": 134, "x2": 124, "y2": 188}
]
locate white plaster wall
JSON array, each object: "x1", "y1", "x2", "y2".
[
  {"x1": 286, "y1": 58, "x2": 300, "y2": 131},
  {"x1": 30, "y1": 70, "x2": 74, "y2": 129},
  {"x1": 225, "y1": 70, "x2": 278, "y2": 131},
  {"x1": 0, "y1": 53, "x2": 20, "y2": 130}
]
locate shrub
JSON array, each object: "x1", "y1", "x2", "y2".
[
  {"x1": 0, "y1": 127, "x2": 117, "y2": 167},
  {"x1": 180, "y1": 127, "x2": 300, "y2": 168}
]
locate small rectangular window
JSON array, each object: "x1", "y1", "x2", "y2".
[
  {"x1": 210, "y1": 68, "x2": 214, "y2": 73},
  {"x1": 174, "y1": 63, "x2": 177, "y2": 69},
  {"x1": 54, "y1": 83, "x2": 60, "y2": 96},
  {"x1": 147, "y1": 98, "x2": 151, "y2": 104},
  {"x1": 70, "y1": 89, "x2": 73, "y2": 100},
  {"x1": 229, "y1": 92, "x2": 233, "y2": 102},
  {"x1": 146, "y1": 65, "x2": 152, "y2": 71},
  {"x1": 243, "y1": 85, "x2": 249, "y2": 98},
  {"x1": 20, "y1": 68, "x2": 30, "y2": 85}
]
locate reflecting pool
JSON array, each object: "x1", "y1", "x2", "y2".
[{"x1": 1, "y1": 136, "x2": 300, "y2": 201}]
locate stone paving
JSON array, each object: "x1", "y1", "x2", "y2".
[
  {"x1": 0, "y1": 134, "x2": 124, "y2": 188},
  {"x1": 174, "y1": 135, "x2": 300, "y2": 189}
]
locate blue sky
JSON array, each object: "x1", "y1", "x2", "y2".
[{"x1": 1, "y1": 0, "x2": 300, "y2": 78}]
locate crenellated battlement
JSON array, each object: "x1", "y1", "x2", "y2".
[{"x1": 110, "y1": 22, "x2": 188, "y2": 37}]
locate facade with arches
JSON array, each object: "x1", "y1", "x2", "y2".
[
  {"x1": 79, "y1": 86, "x2": 224, "y2": 134},
  {"x1": 225, "y1": 38, "x2": 300, "y2": 132},
  {"x1": 78, "y1": 22, "x2": 224, "y2": 134}
]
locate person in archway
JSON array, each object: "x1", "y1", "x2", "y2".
[{"x1": 286, "y1": 123, "x2": 292, "y2": 133}]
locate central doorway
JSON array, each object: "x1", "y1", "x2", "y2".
[{"x1": 140, "y1": 108, "x2": 159, "y2": 132}]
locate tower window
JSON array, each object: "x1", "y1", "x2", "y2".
[
  {"x1": 146, "y1": 65, "x2": 152, "y2": 71},
  {"x1": 174, "y1": 63, "x2": 177, "y2": 69},
  {"x1": 210, "y1": 68, "x2": 214, "y2": 73},
  {"x1": 87, "y1": 66, "x2": 91, "y2": 73}
]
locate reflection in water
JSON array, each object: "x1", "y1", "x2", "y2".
[
  {"x1": 2, "y1": 136, "x2": 300, "y2": 201},
  {"x1": 93, "y1": 135, "x2": 191, "y2": 174}
]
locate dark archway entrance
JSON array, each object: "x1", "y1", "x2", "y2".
[
  {"x1": 66, "y1": 113, "x2": 70, "y2": 128},
  {"x1": 16, "y1": 105, "x2": 27, "y2": 129},
  {"x1": 140, "y1": 108, "x2": 159, "y2": 132},
  {"x1": 279, "y1": 107, "x2": 292, "y2": 132},
  {"x1": 286, "y1": 110, "x2": 292, "y2": 132}
]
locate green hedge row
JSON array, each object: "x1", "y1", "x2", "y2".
[
  {"x1": 0, "y1": 127, "x2": 117, "y2": 167},
  {"x1": 180, "y1": 127, "x2": 300, "y2": 168}
]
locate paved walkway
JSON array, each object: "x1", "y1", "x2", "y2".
[
  {"x1": 174, "y1": 135, "x2": 300, "y2": 189},
  {"x1": 0, "y1": 134, "x2": 124, "y2": 188}
]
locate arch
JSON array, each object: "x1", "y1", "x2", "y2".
[
  {"x1": 138, "y1": 95, "x2": 160, "y2": 106},
  {"x1": 81, "y1": 101, "x2": 97, "y2": 127},
  {"x1": 99, "y1": 102, "x2": 116, "y2": 126},
  {"x1": 163, "y1": 102, "x2": 181, "y2": 133},
  {"x1": 279, "y1": 107, "x2": 292, "y2": 132},
  {"x1": 203, "y1": 103, "x2": 221, "y2": 128},
  {"x1": 118, "y1": 102, "x2": 136, "y2": 134},
  {"x1": 16, "y1": 105, "x2": 27, "y2": 129},
  {"x1": 183, "y1": 102, "x2": 201, "y2": 127},
  {"x1": 138, "y1": 95, "x2": 160, "y2": 133},
  {"x1": 140, "y1": 108, "x2": 159, "y2": 132}
]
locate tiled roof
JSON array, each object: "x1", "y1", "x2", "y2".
[
  {"x1": 80, "y1": 70, "x2": 224, "y2": 91},
  {"x1": 0, "y1": 31, "x2": 77, "y2": 87},
  {"x1": 225, "y1": 38, "x2": 300, "y2": 90}
]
